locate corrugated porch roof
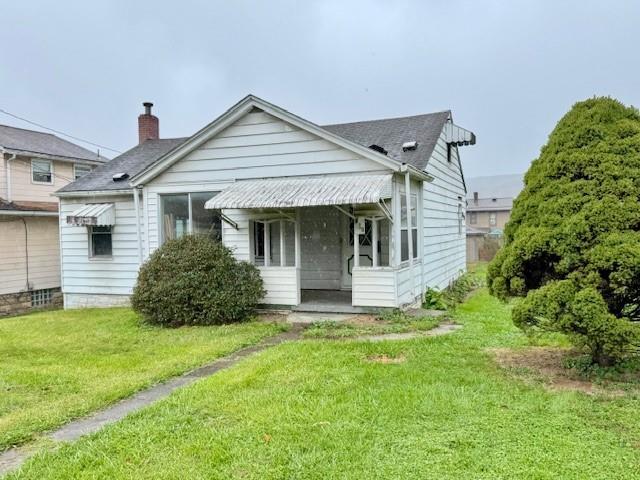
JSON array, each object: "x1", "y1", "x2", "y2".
[{"x1": 206, "y1": 174, "x2": 393, "y2": 210}]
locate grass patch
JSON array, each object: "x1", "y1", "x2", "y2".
[
  {"x1": 8, "y1": 285, "x2": 640, "y2": 478},
  {"x1": 0, "y1": 308, "x2": 284, "y2": 451},
  {"x1": 303, "y1": 311, "x2": 441, "y2": 339}
]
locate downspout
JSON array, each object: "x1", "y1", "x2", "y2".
[
  {"x1": 20, "y1": 217, "x2": 30, "y2": 291},
  {"x1": 133, "y1": 187, "x2": 143, "y2": 265},
  {"x1": 6, "y1": 152, "x2": 16, "y2": 201}
]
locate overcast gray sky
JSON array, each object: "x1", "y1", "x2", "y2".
[{"x1": 1, "y1": 1, "x2": 638, "y2": 177}]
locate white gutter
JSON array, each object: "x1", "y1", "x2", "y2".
[
  {"x1": 55, "y1": 189, "x2": 133, "y2": 198},
  {"x1": 133, "y1": 187, "x2": 143, "y2": 265},
  {"x1": 0, "y1": 210, "x2": 58, "y2": 217}
]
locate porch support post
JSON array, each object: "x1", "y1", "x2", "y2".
[
  {"x1": 353, "y1": 218, "x2": 360, "y2": 268},
  {"x1": 294, "y1": 209, "x2": 301, "y2": 268},
  {"x1": 264, "y1": 222, "x2": 271, "y2": 267},
  {"x1": 279, "y1": 219, "x2": 286, "y2": 266},
  {"x1": 372, "y1": 219, "x2": 379, "y2": 267}
]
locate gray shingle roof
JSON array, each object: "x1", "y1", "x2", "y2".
[
  {"x1": 322, "y1": 111, "x2": 451, "y2": 170},
  {"x1": 0, "y1": 124, "x2": 108, "y2": 163},
  {"x1": 57, "y1": 138, "x2": 188, "y2": 193},
  {"x1": 58, "y1": 109, "x2": 452, "y2": 194}
]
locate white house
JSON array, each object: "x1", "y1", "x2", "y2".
[{"x1": 56, "y1": 95, "x2": 475, "y2": 311}]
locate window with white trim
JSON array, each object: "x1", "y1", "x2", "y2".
[
  {"x1": 89, "y1": 226, "x2": 113, "y2": 258},
  {"x1": 469, "y1": 211, "x2": 477, "y2": 224},
  {"x1": 400, "y1": 193, "x2": 419, "y2": 262},
  {"x1": 160, "y1": 192, "x2": 221, "y2": 243},
  {"x1": 74, "y1": 164, "x2": 92, "y2": 180},
  {"x1": 251, "y1": 218, "x2": 295, "y2": 267},
  {"x1": 489, "y1": 212, "x2": 497, "y2": 226},
  {"x1": 31, "y1": 159, "x2": 52, "y2": 184}
]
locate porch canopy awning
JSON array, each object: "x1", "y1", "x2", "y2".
[
  {"x1": 205, "y1": 174, "x2": 393, "y2": 210},
  {"x1": 66, "y1": 203, "x2": 115, "y2": 226}
]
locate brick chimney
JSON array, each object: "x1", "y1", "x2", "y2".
[
  {"x1": 138, "y1": 102, "x2": 159, "y2": 144},
  {"x1": 473, "y1": 191, "x2": 479, "y2": 205}
]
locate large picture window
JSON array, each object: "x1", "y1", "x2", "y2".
[
  {"x1": 89, "y1": 226, "x2": 112, "y2": 258},
  {"x1": 31, "y1": 159, "x2": 52, "y2": 184},
  {"x1": 161, "y1": 192, "x2": 221, "y2": 243}
]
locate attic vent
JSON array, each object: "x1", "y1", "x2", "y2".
[
  {"x1": 402, "y1": 141, "x2": 418, "y2": 152},
  {"x1": 368, "y1": 144, "x2": 388, "y2": 155},
  {"x1": 112, "y1": 172, "x2": 129, "y2": 182}
]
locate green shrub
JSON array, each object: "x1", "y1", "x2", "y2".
[
  {"x1": 423, "y1": 288, "x2": 446, "y2": 310},
  {"x1": 131, "y1": 235, "x2": 265, "y2": 327},
  {"x1": 488, "y1": 97, "x2": 640, "y2": 365}
]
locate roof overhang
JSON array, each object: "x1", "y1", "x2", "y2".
[
  {"x1": 55, "y1": 189, "x2": 133, "y2": 198},
  {"x1": 130, "y1": 95, "x2": 432, "y2": 186},
  {"x1": 66, "y1": 203, "x2": 115, "y2": 226},
  {"x1": 2, "y1": 148, "x2": 105, "y2": 165},
  {"x1": 206, "y1": 174, "x2": 393, "y2": 210}
]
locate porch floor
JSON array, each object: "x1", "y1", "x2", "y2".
[{"x1": 293, "y1": 289, "x2": 375, "y2": 314}]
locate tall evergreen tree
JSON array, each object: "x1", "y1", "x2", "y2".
[{"x1": 488, "y1": 97, "x2": 640, "y2": 365}]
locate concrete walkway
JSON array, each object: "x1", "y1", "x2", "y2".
[
  {"x1": 0, "y1": 326, "x2": 304, "y2": 477},
  {"x1": 358, "y1": 323, "x2": 462, "y2": 342}
]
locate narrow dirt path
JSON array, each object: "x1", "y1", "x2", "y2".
[{"x1": 0, "y1": 325, "x2": 304, "y2": 477}]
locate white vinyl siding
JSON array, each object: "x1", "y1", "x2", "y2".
[
  {"x1": 258, "y1": 267, "x2": 300, "y2": 305},
  {"x1": 352, "y1": 268, "x2": 396, "y2": 307},
  {"x1": 59, "y1": 195, "x2": 143, "y2": 300},
  {"x1": 422, "y1": 129, "x2": 467, "y2": 290},
  {"x1": 150, "y1": 112, "x2": 385, "y2": 185}
]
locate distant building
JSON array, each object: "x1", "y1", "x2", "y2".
[
  {"x1": 0, "y1": 125, "x2": 107, "y2": 315},
  {"x1": 465, "y1": 173, "x2": 523, "y2": 261}
]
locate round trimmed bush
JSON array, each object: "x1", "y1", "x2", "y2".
[{"x1": 131, "y1": 235, "x2": 264, "y2": 326}]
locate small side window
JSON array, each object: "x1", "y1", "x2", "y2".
[
  {"x1": 447, "y1": 143, "x2": 452, "y2": 163},
  {"x1": 469, "y1": 212, "x2": 477, "y2": 224},
  {"x1": 32, "y1": 159, "x2": 53, "y2": 184},
  {"x1": 89, "y1": 226, "x2": 112, "y2": 258},
  {"x1": 489, "y1": 212, "x2": 497, "y2": 227}
]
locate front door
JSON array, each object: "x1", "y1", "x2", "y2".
[{"x1": 341, "y1": 216, "x2": 373, "y2": 289}]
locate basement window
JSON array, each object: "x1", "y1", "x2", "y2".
[{"x1": 31, "y1": 288, "x2": 54, "y2": 307}]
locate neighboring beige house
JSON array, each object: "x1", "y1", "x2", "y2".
[
  {"x1": 0, "y1": 124, "x2": 107, "y2": 315},
  {"x1": 465, "y1": 174, "x2": 523, "y2": 262}
]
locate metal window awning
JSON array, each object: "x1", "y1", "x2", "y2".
[
  {"x1": 66, "y1": 203, "x2": 115, "y2": 226},
  {"x1": 205, "y1": 174, "x2": 393, "y2": 210},
  {"x1": 443, "y1": 122, "x2": 476, "y2": 146}
]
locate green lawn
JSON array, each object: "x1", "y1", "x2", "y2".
[
  {"x1": 0, "y1": 308, "x2": 284, "y2": 452},
  {"x1": 8, "y1": 288, "x2": 640, "y2": 479}
]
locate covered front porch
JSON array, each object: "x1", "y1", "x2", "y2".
[{"x1": 206, "y1": 173, "x2": 425, "y2": 311}]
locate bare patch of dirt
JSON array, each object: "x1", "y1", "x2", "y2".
[
  {"x1": 365, "y1": 354, "x2": 407, "y2": 364},
  {"x1": 345, "y1": 314, "x2": 383, "y2": 326},
  {"x1": 257, "y1": 313, "x2": 288, "y2": 323},
  {"x1": 489, "y1": 347, "x2": 624, "y2": 396}
]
